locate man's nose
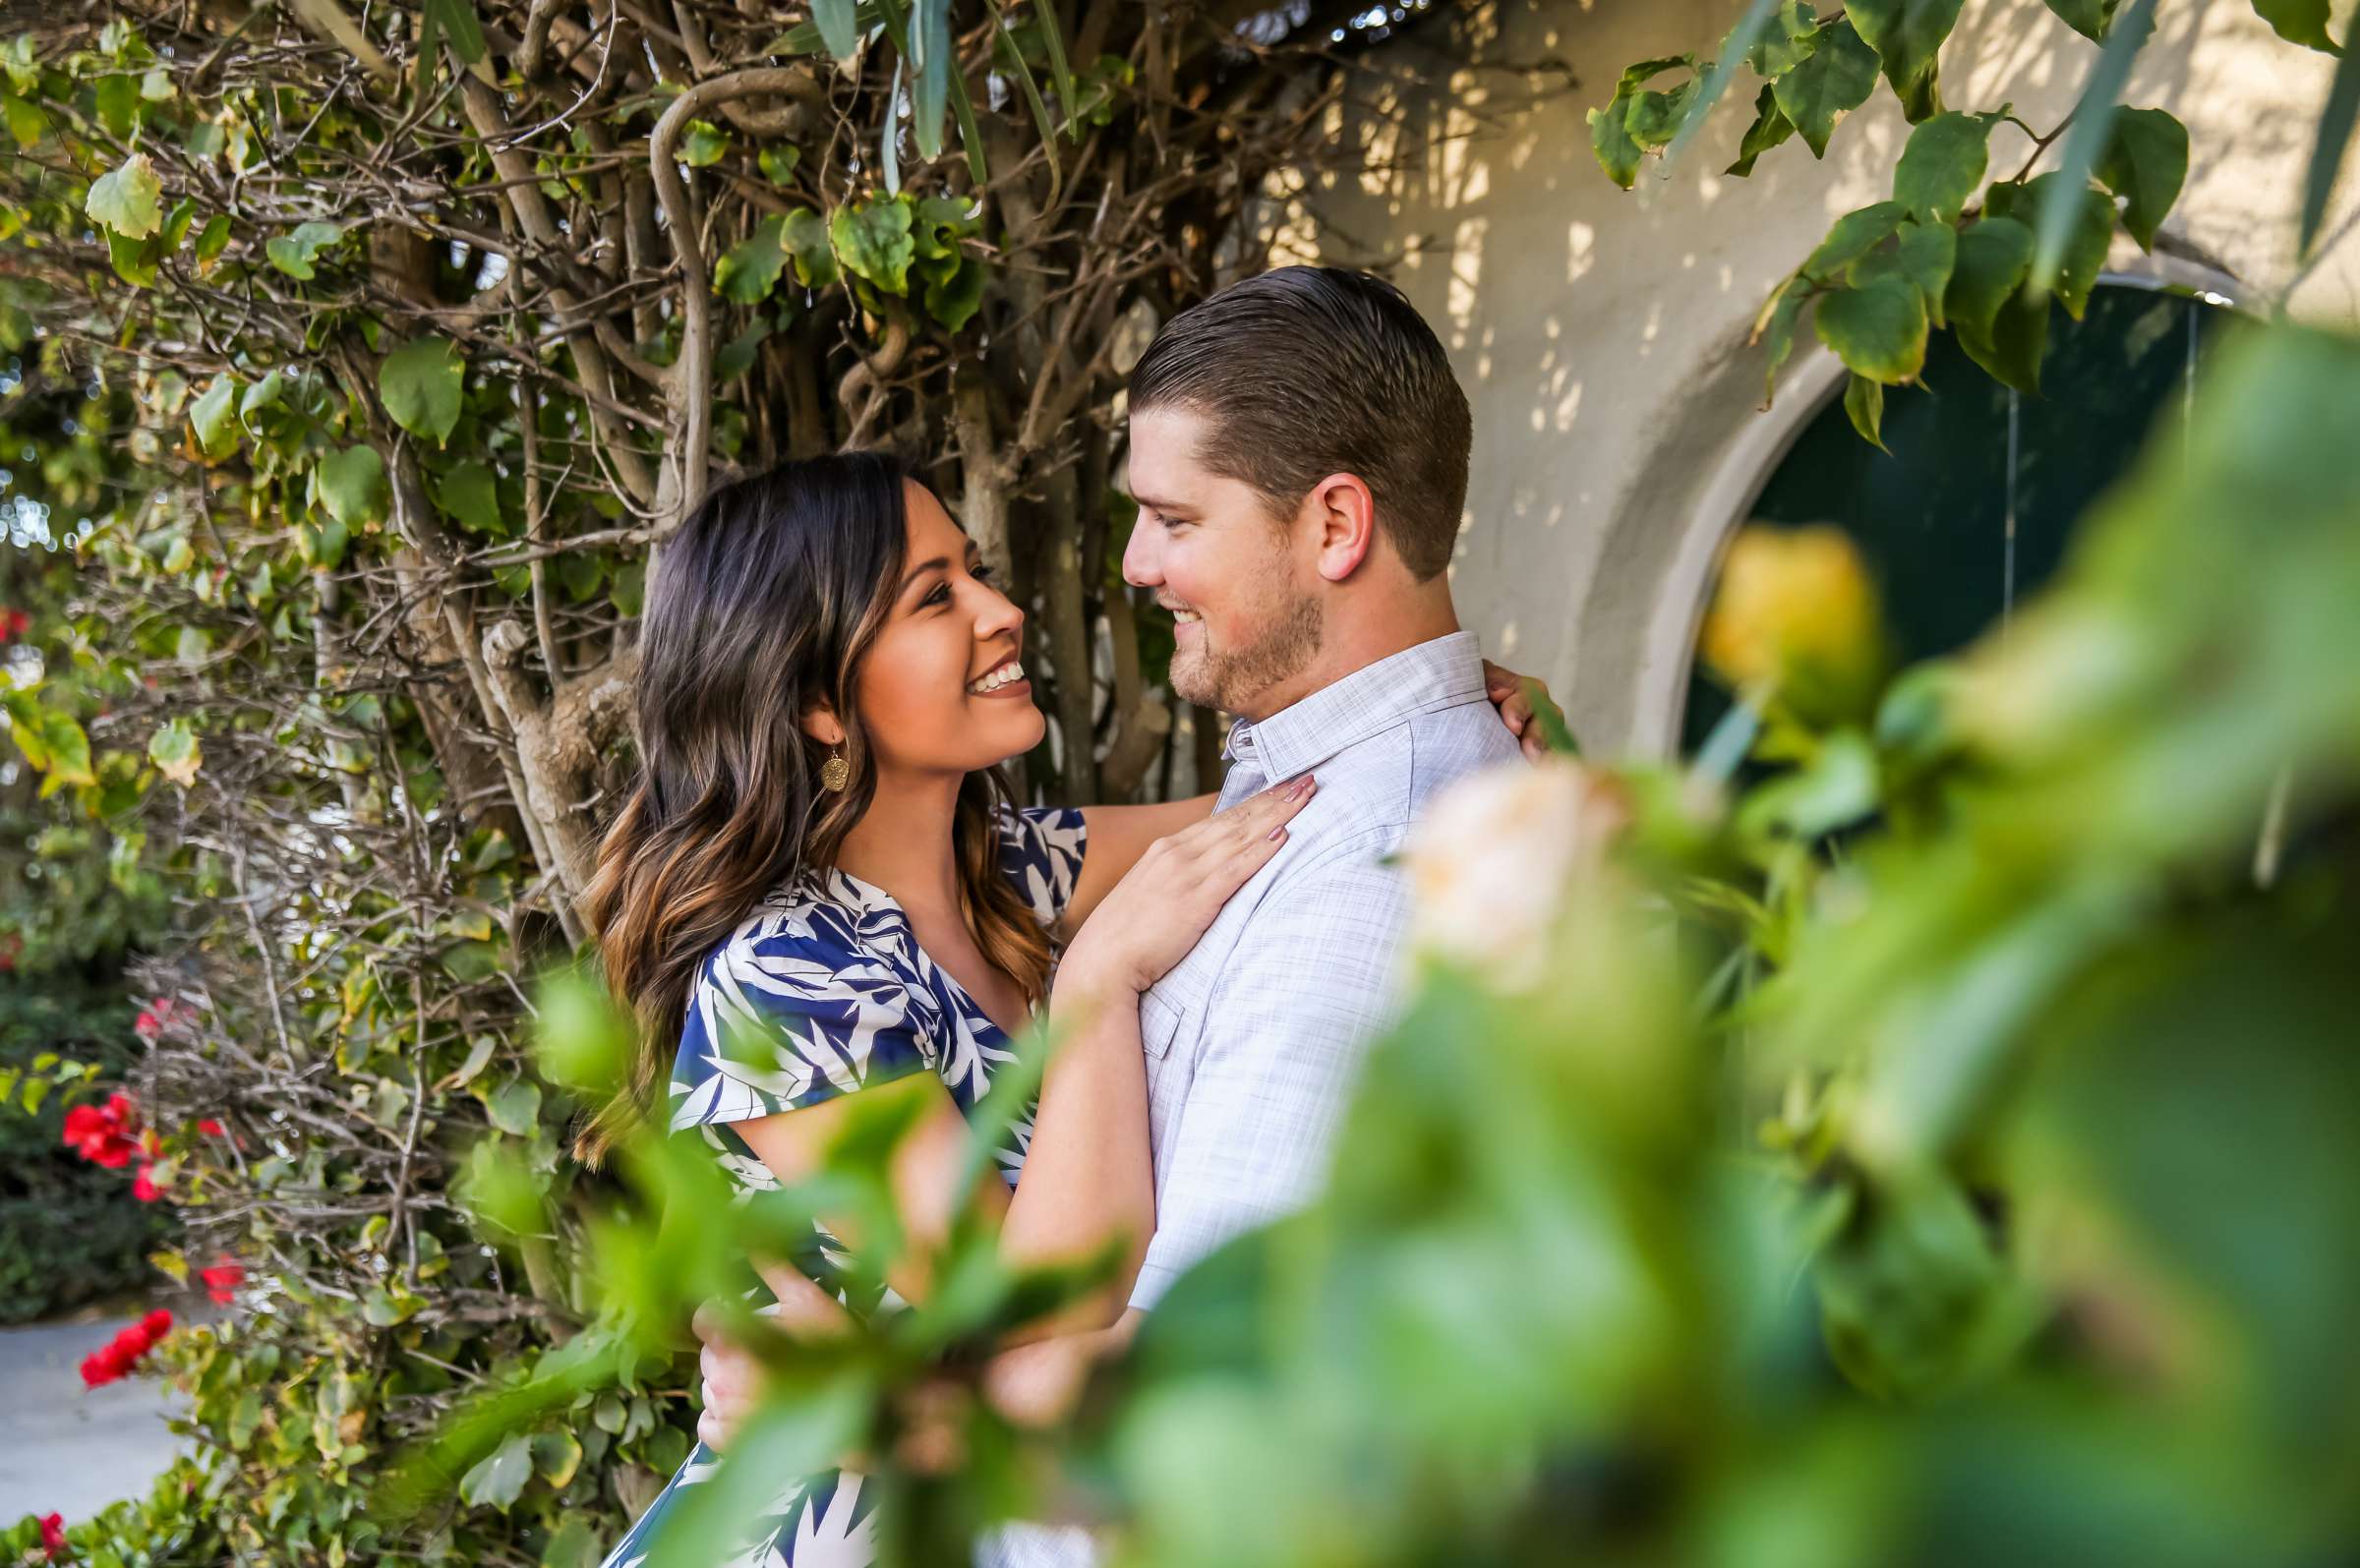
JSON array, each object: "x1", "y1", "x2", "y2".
[{"x1": 1121, "y1": 516, "x2": 1159, "y2": 588}]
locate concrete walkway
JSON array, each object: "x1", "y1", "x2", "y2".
[{"x1": 0, "y1": 1311, "x2": 188, "y2": 1526}]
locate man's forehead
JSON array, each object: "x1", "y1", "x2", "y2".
[{"x1": 1128, "y1": 405, "x2": 1210, "y2": 494}]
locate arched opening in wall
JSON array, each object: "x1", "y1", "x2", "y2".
[{"x1": 1672, "y1": 278, "x2": 2237, "y2": 758}]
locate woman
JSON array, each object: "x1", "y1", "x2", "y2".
[{"x1": 581, "y1": 452, "x2": 1550, "y2": 1567}]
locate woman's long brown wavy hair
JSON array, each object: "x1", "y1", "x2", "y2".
[{"x1": 575, "y1": 453, "x2": 1053, "y2": 1165}]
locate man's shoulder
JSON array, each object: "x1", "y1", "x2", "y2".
[{"x1": 1404, "y1": 692, "x2": 1526, "y2": 798}]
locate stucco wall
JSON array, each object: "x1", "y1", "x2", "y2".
[{"x1": 1267, "y1": 0, "x2": 2360, "y2": 756}]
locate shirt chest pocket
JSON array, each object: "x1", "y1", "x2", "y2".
[
  {"x1": 1139, "y1": 988, "x2": 1187, "y2": 1061},
  {"x1": 1139, "y1": 987, "x2": 1196, "y2": 1190}
]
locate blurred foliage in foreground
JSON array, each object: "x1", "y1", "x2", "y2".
[{"x1": 340, "y1": 316, "x2": 2360, "y2": 1568}]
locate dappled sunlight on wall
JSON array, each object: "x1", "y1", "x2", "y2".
[{"x1": 1264, "y1": 0, "x2": 2358, "y2": 756}]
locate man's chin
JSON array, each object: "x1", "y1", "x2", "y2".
[{"x1": 1168, "y1": 652, "x2": 1218, "y2": 710}]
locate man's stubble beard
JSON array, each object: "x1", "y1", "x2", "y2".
[{"x1": 1169, "y1": 584, "x2": 1324, "y2": 715}]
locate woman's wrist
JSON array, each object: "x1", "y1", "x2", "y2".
[{"x1": 1051, "y1": 938, "x2": 1141, "y2": 1006}]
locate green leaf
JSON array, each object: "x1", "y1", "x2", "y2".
[
  {"x1": 923, "y1": 257, "x2": 987, "y2": 331},
  {"x1": 302, "y1": 515, "x2": 351, "y2": 570},
  {"x1": 380, "y1": 336, "x2": 466, "y2": 444},
  {"x1": 831, "y1": 200, "x2": 914, "y2": 293},
  {"x1": 106, "y1": 228, "x2": 160, "y2": 288},
  {"x1": 715, "y1": 215, "x2": 789, "y2": 304},
  {"x1": 458, "y1": 1433, "x2": 534, "y2": 1510},
  {"x1": 1845, "y1": 0, "x2": 1964, "y2": 118},
  {"x1": 424, "y1": 0, "x2": 489, "y2": 65},
  {"x1": 189, "y1": 375, "x2": 240, "y2": 460},
  {"x1": 2029, "y1": 0, "x2": 2154, "y2": 300},
  {"x1": 1771, "y1": 17, "x2": 1879, "y2": 157},
  {"x1": 811, "y1": 0, "x2": 859, "y2": 58},
  {"x1": 85, "y1": 153, "x2": 162, "y2": 240},
  {"x1": 434, "y1": 460, "x2": 502, "y2": 534},
  {"x1": 38, "y1": 711, "x2": 93, "y2": 793},
  {"x1": 542, "y1": 1517, "x2": 601, "y2": 1568},
  {"x1": 3, "y1": 693, "x2": 47, "y2": 771},
  {"x1": 148, "y1": 718, "x2": 202, "y2": 787},
  {"x1": 1959, "y1": 282, "x2": 2049, "y2": 393},
  {"x1": 1944, "y1": 215, "x2": 2035, "y2": 343},
  {"x1": 482, "y1": 1075, "x2": 541, "y2": 1135},
  {"x1": 238, "y1": 370, "x2": 284, "y2": 431},
  {"x1": 2043, "y1": 0, "x2": 2119, "y2": 40},
  {"x1": 1589, "y1": 90, "x2": 1645, "y2": 189},
  {"x1": 1893, "y1": 110, "x2": 1996, "y2": 224},
  {"x1": 318, "y1": 445, "x2": 389, "y2": 528},
  {"x1": 1747, "y1": 1, "x2": 1820, "y2": 75},
  {"x1": 991, "y1": 20, "x2": 1063, "y2": 205},
  {"x1": 1801, "y1": 201, "x2": 1907, "y2": 281},
  {"x1": 93, "y1": 74, "x2": 138, "y2": 138},
  {"x1": 531, "y1": 1428, "x2": 583, "y2": 1488},
  {"x1": 265, "y1": 220, "x2": 343, "y2": 280},
  {"x1": 2303, "y1": 39, "x2": 2360, "y2": 255},
  {"x1": 1852, "y1": 220, "x2": 1957, "y2": 324},
  {"x1": 758, "y1": 145, "x2": 801, "y2": 185},
  {"x1": 1814, "y1": 275, "x2": 1929, "y2": 383},
  {"x1": 1755, "y1": 283, "x2": 1811, "y2": 406},
  {"x1": 2096, "y1": 106, "x2": 2187, "y2": 251},
  {"x1": 442, "y1": 938, "x2": 505, "y2": 984},
  {"x1": 713, "y1": 319, "x2": 772, "y2": 381},
  {"x1": 782, "y1": 207, "x2": 839, "y2": 288},
  {"x1": 1624, "y1": 77, "x2": 1699, "y2": 151},
  {"x1": 1, "y1": 93, "x2": 43, "y2": 148},
  {"x1": 2023, "y1": 172, "x2": 2115, "y2": 319},
  {"x1": 1727, "y1": 84, "x2": 1796, "y2": 176},
  {"x1": 1844, "y1": 372, "x2": 1888, "y2": 450},
  {"x1": 1032, "y1": 0, "x2": 1079, "y2": 145},
  {"x1": 193, "y1": 211, "x2": 231, "y2": 267},
  {"x1": 912, "y1": 0, "x2": 951, "y2": 160},
  {"x1": 2251, "y1": 0, "x2": 2337, "y2": 51},
  {"x1": 680, "y1": 120, "x2": 728, "y2": 166}
]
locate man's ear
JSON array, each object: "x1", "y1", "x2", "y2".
[
  {"x1": 799, "y1": 702, "x2": 845, "y2": 747},
  {"x1": 1306, "y1": 473, "x2": 1378, "y2": 583}
]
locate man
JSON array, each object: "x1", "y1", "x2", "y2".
[{"x1": 695, "y1": 265, "x2": 1532, "y2": 1545}]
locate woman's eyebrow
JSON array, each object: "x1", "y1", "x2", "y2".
[{"x1": 898, "y1": 555, "x2": 951, "y2": 596}]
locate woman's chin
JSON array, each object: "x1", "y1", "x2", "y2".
[{"x1": 970, "y1": 708, "x2": 1047, "y2": 771}]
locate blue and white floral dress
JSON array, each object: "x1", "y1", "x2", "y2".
[{"x1": 599, "y1": 805, "x2": 1089, "y2": 1568}]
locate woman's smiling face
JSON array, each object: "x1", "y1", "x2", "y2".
[{"x1": 851, "y1": 480, "x2": 1044, "y2": 780}]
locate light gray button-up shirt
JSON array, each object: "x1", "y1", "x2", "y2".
[
  {"x1": 1125, "y1": 628, "x2": 1521, "y2": 1309},
  {"x1": 983, "y1": 630, "x2": 1520, "y2": 1568}
]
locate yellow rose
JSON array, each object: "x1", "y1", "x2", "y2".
[{"x1": 1699, "y1": 523, "x2": 1888, "y2": 725}]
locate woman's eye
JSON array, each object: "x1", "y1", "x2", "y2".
[
  {"x1": 972, "y1": 561, "x2": 996, "y2": 584},
  {"x1": 923, "y1": 582, "x2": 952, "y2": 609}
]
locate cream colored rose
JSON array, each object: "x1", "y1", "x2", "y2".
[{"x1": 1402, "y1": 756, "x2": 1631, "y2": 991}]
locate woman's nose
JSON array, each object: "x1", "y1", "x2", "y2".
[{"x1": 974, "y1": 579, "x2": 1023, "y2": 639}]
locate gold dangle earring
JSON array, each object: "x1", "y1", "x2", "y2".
[{"x1": 820, "y1": 745, "x2": 851, "y2": 793}]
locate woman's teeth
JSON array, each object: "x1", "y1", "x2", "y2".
[
  {"x1": 1173, "y1": 610, "x2": 1202, "y2": 623},
  {"x1": 969, "y1": 662, "x2": 1026, "y2": 694}
]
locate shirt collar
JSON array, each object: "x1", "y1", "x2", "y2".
[{"x1": 1223, "y1": 630, "x2": 1486, "y2": 784}]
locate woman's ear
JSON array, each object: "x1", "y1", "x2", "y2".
[{"x1": 799, "y1": 702, "x2": 845, "y2": 747}]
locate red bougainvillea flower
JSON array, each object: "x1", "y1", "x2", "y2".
[
  {"x1": 38, "y1": 1511, "x2": 65, "y2": 1559},
  {"x1": 0, "y1": 608, "x2": 30, "y2": 643},
  {"x1": 199, "y1": 1256, "x2": 245, "y2": 1306},
  {"x1": 61, "y1": 1093, "x2": 142, "y2": 1170},
  {"x1": 131, "y1": 1166, "x2": 164, "y2": 1202},
  {"x1": 0, "y1": 931, "x2": 22, "y2": 972},
  {"x1": 78, "y1": 1311, "x2": 173, "y2": 1388},
  {"x1": 197, "y1": 1118, "x2": 225, "y2": 1138}
]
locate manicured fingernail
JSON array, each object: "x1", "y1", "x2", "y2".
[
  {"x1": 1267, "y1": 823, "x2": 1288, "y2": 842},
  {"x1": 1288, "y1": 774, "x2": 1316, "y2": 799}
]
